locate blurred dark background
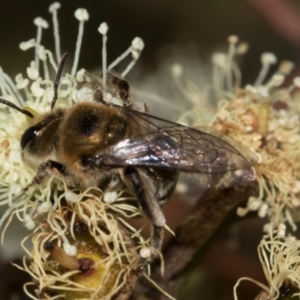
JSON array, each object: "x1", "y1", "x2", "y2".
[
  {"x1": 1, "y1": 0, "x2": 300, "y2": 82},
  {"x1": 1, "y1": 0, "x2": 300, "y2": 299}
]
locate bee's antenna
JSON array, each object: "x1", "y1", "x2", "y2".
[
  {"x1": 0, "y1": 98, "x2": 34, "y2": 118},
  {"x1": 51, "y1": 53, "x2": 68, "y2": 110}
]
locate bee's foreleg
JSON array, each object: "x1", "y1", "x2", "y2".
[
  {"x1": 106, "y1": 73, "x2": 131, "y2": 106},
  {"x1": 30, "y1": 160, "x2": 66, "y2": 186},
  {"x1": 124, "y1": 166, "x2": 165, "y2": 261}
]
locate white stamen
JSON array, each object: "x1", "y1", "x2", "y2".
[
  {"x1": 278, "y1": 60, "x2": 294, "y2": 75},
  {"x1": 108, "y1": 37, "x2": 144, "y2": 72},
  {"x1": 9, "y1": 150, "x2": 21, "y2": 163},
  {"x1": 24, "y1": 214, "x2": 36, "y2": 230},
  {"x1": 98, "y1": 22, "x2": 108, "y2": 35},
  {"x1": 172, "y1": 64, "x2": 183, "y2": 78},
  {"x1": 291, "y1": 198, "x2": 300, "y2": 207},
  {"x1": 257, "y1": 86, "x2": 269, "y2": 97},
  {"x1": 49, "y1": 2, "x2": 61, "y2": 13},
  {"x1": 248, "y1": 197, "x2": 261, "y2": 211},
  {"x1": 105, "y1": 93, "x2": 112, "y2": 102},
  {"x1": 228, "y1": 35, "x2": 239, "y2": 45},
  {"x1": 39, "y1": 46, "x2": 50, "y2": 81},
  {"x1": 37, "y1": 202, "x2": 52, "y2": 214},
  {"x1": 226, "y1": 35, "x2": 239, "y2": 91},
  {"x1": 236, "y1": 42, "x2": 249, "y2": 55},
  {"x1": 131, "y1": 37, "x2": 145, "y2": 51},
  {"x1": 212, "y1": 53, "x2": 226, "y2": 67},
  {"x1": 49, "y1": 2, "x2": 62, "y2": 62},
  {"x1": 38, "y1": 46, "x2": 47, "y2": 61},
  {"x1": 63, "y1": 243, "x2": 77, "y2": 256},
  {"x1": 98, "y1": 22, "x2": 108, "y2": 100},
  {"x1": 111, "y1": 97, "x2": 123, "y2": 106},
  {"x1": 31, "y1": 80, "x2": 45, "y2": 98},
  {"x1": 245, "y1": 84, "x2": 258, "y2": 94},
  {"x1": 258, "y1": 203, "x2": 268, "y2": 218},
  {"x1": 33, "y1": 17, "x2": 49, "y2": 71},
  {"x1": 254, "y1": 52, "x2": 277, "y2": 86},
  {"x1": 139, "y1": 247, "x2": 152, "y2": 258},
  {"x1": 19, "y1": 39, "x2": 36, "y2": 51},
  {"x1": 261, "y1": 52, "x2": 277, "y2": 65},
  {"x1": 75, "y1": 86, "x2": 93, "y2": 102},
  {"x1": 131, "y1": 49, "x2": 140, "y2": 60},
  {"x1": 27, "y1": 61, "x2": 39, "y2": 80},
  {"x1": 121, "y1": 60, "x2": 136, "y2": 77},
  {"x1": 34, "y1": 17, "x2": 49, "y2": 29},
  {"x1": 0, "y1": 69, "x2": 25, "y2": 105},
  {"x1": 52, "y1": 218, "x2": 77, "y2": 256},
  {"x1": 236, "y1": 207, "x2": 248, "y2": 217},
  {"x1": 75, "y1": 68, "x2": 86, "y2": 82},
  {"x1": 65, "y1": 190, "x2": 79, "y2": 203},
  {"x1": 74, "y1": 8, "x2": 89, "y2": 21},
  {"x1": 175, "y1": 182, "x2": 188, "y2": 193},
  {"x1": 103, "y1": 191, "x2": 118, "y2": 203},
  {"x1": 293, "y1": 77, "x2": 300, "y2": 88},
  {"x1": 71, "y1": 8, "x2": 89, "y2": 76},
  {"x1": 9, "y1": 184, "x2": 22, "y2": 196},
  {"x1": 268, "y1": 74, "x2": 285, "y2": 87},
  {"x1": 277, "y1": 223, "x2": 286, "y2": 237}
]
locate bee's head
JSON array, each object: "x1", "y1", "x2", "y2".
[{"x1": 0, "y1": 53, "x2": 69, "y2": 151}]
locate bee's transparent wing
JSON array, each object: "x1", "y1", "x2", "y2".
[{"x1": 95, "y1": 108, "x2": 257, "y2": 188}]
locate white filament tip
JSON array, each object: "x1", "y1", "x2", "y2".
[
  {"x1": 277, "y1": 223, "x2": 286, "y2": 237},
  {"x1": 65, "y1": 190, "x2": 79, "y2": 203},
  {"x1": 76, "y1": 68, "x2": 86, "y2": 82},
  {"x1": 212, "y1": 53, "x2": 226, "y2": 67},
  {"x1": 172, "y1": 63, "x2": 183, "y2": 78},
  {"x1": 293, "y1": 77, "x2": 300, "y2": 88},
  {"x1": 227, "y1": 35, "x2": 239, "y2": 44},
  {"x1": 139, "y1": 247, "x2": 152, "y2": 258},
  {"x1": 261, "y1": 52, "x2": 277, "y2": 65},
  {"x1": 19, "y1": 39, "x2": 36, "y2": 51},
  {"x1": 131, "y1": 49, "x2": 140, "y2": 60},
  {"x1": 49, "y1": 2, "x2": 61, "y2": 13},
  {"x1": 38, "y1": 46, "x2": 47, "y2": 61},
  {"x1": 63, "y1": 243, "x2": 77, "y2": 256},
  {"x1": 131, "y1": 37, "x2": 144, "y2": 51},
  {"x1": 15, "y1": 77, "x2": 29, "y2": 90},
  {"x1": 34, "y1": 17, "x2": 49, "y2": 29},
  {"x1": 31, "y1": 81, "x2": 45, "y2": 98},
  {"x1": 236, "y1": 42, "x2": 249, "y2": 55},
  {"x1": 27, "y1": 61, "x2": 39, "y2": 80},
  {"x1": 279, "y1": 61, "x2": 294, "y2": 75},
  {"x1": 270, "y1": 74, "x2": 285, "y2": 87},
  {"x1": 74, "y1": 8, "x2": 89, "y2": 21},
  {"x1": 98, "y1": 22, "x2": 108, "y2": 35},
  {"x1": 236, "y1": 207, "x2": 248, "y2": 217},
  {"x1": 258, "y1": 203, "x2": 268, "y2": 218},
  {"x1": 9, "y1": 184, "x2": 22, "y2": 196},
  {"x1": 103, "y1": 191, "x2": 118, "y2": 203},
  {"x1": 24, "y1": 214, "x2": 36, "y2": 230},
  {"x1": 37, "y1": 202, "x2": 52, "y2": 214},
  {"x1": 248, "y1": 197, "x2": 260, "y2": 211}
]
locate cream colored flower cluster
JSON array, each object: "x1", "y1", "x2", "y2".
[
  {"x1": 172, "y1": 35, "x2": 300, "y2": 299},
  {"x1": 173, "y1": 35, "x2": 300, "y2": 229},
  {"x1": 0, "y1": 3, "x2": 148, "y2": 299},
  {"x1": 235, "y1": 224, "x2": 300, "y2": 299}
]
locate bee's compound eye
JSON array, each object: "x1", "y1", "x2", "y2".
[{"x1": 20, "y1": 126, "x2": 38, "y2": 150}]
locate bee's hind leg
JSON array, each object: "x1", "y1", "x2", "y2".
[{"x1": 124, "y1": 166, "x2": 165, "y2": 262}]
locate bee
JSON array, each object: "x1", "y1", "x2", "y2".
[{"x1": 0, "y1": 54, "x2": 257, "y2": 259}]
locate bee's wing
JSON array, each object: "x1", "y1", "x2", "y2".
[{"x1": 96, "y1": 108, "x2": 257, "y2": 188}]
